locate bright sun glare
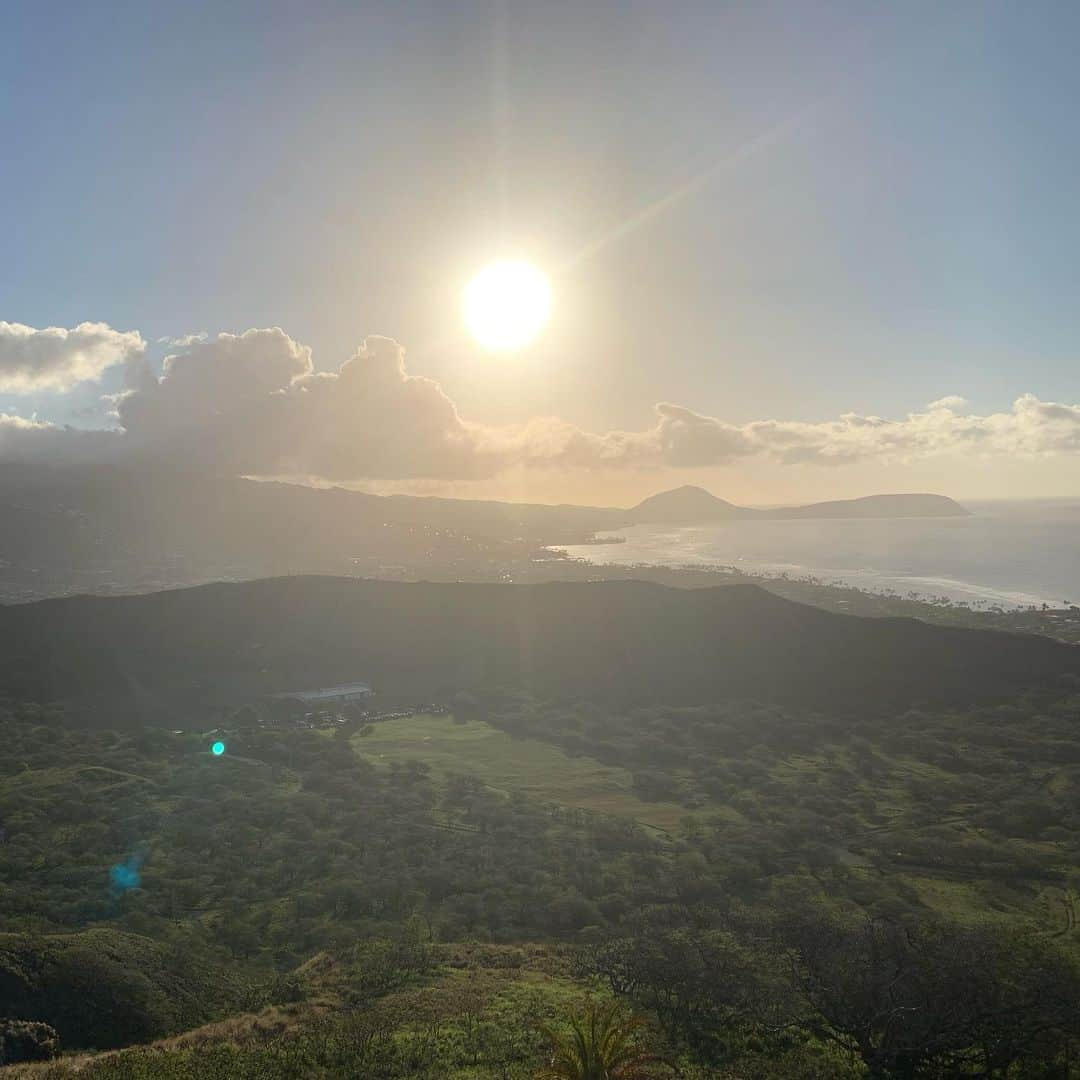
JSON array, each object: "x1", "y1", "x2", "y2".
[{"x1": 464, "y1": 260, "x2": 552, "y2": 351}]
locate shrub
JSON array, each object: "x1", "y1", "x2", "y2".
[{"x1": 0, "y1": 1018, "x2": 60, "y2": 1064}]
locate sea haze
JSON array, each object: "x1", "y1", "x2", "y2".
[{"x1": 562, "y1": 498, "x2": 1080, "y2": 610}]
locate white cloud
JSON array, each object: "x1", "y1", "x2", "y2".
[
  {"x1": 1, "y1": 323, "x2": 1078, "y2": 480},
  {"x1": 0, "y1": 321, "x2": 145, "y2": 393},
  {"x1": 927, "y1": 394, "x2": 968, "y2": 411},
  {"x1": 156, "y1": 332, "x2": 208, "y2": 347},
  {"x1": 114, "y1": 329, "x2": 478, "y2": 479},
  {"x1": 475, "y1": 394, "x2": 1080, "y2": 472}
]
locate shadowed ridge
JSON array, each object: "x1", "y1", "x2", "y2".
[{"x1": 0, "y1": 576, "x2": 1075, "y2": 724}]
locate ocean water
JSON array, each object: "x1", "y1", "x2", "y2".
[{"x1": 561, "y1": 499, "x2": 1080, "y2": 610}]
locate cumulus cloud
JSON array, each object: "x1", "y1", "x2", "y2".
[
  {"x1": 475, "y1": 394, "x2": 1080, "y2": 472},
  {"x1": 112, "y1": 328, "x2": 479, "y2": 479},
  {"x1": 156, "y1": 332, "x2": 208, "y2": 347},
  {"x1": 927, "y1": 394, "x2": 968, "y2": 411},
  {"x1": 0, "y1": 321, "x2": 145, "y2": 393},
  {"x1": 578, "y1": 393, "x2": 1080, "y2": 469},
  {"x1": 1, "y1": 323, "x2": 1078, "y2": 480}
]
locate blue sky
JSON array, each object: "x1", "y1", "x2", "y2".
[{"x1": 3, "y1": 1, "x2": 1079, "y2": 501}]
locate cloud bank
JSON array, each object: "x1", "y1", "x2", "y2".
[
  {"x1": 2, "y1": 322, "x2": 1079, "y2": 481},
  {"x1": 0, "y1": 321, "x2": 145, "y2": 393}
]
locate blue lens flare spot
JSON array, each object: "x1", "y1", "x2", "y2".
[
  {"x1": 211, "y1": 741, "x2": 226, "y2": 756},
  {"x1": 110, "y1": 857, "x2": 143, "y2": 893}
]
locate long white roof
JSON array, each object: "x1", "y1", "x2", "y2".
[{"x1": 273, "y1": 681, "x2": 372, "y2": 701}]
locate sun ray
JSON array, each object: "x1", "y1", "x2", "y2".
[{"x1": 563, "y1": 104, "x2": 820, "y2": 272}]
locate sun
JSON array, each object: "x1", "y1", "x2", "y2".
[{"x1": 464, "y1": 260, "x2": 552, "y2": 351}]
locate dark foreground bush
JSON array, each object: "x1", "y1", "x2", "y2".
[
  {"x1": 0, "y1": 1018, "x2": 60, "y2": 1064},
  {"x1": 0, "y1": 929, "x2": 254, "y2": 1051}
]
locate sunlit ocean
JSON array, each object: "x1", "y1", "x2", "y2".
[{"x1": 561, "y1": 498, "x2": 1080, "y2": 610}]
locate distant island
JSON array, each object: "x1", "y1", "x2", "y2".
[{"x1": 628, "y1": 485, "x2": 970, "y2": 525}]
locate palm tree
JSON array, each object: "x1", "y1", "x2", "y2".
[{"x1": 537, "y1": 998, "x2": 654, "y2": 1080}]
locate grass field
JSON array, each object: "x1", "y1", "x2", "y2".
[{"x1": 353, "y1": 713, "x2": 695, "y2": 834}]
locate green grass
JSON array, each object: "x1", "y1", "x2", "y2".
[{"x1": 354, "y1": 714, "x2": 694, "y2": 834}]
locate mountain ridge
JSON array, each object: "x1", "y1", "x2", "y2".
[{"x1": 0, "y1": 575, "x2": 1073, "y2": 723}]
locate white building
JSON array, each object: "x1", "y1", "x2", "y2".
[{"x1": 271, "y1": 681, "x2": 373, "y2": 706}]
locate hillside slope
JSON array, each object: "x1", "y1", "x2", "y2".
[
  {"x1": 0, "y1": 577, "x2": 1075, "y2": 720},
  {"x1": 0, "y1": 928, "x2": 252, "y2": 1050}
]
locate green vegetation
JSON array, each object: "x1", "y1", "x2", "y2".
[
  {"x1": 3, "y1": 670, "x2": 1080, "y2": 1075},
  {"x1": 0, "y1": 928, "x2": 255, "y2": 1051},
  {"x1": 0, "y1": 1021, "x2": 58, "y2": 1067},
  {"x1": 480, "y1": 690, "x2": 1080, "y2": 923},
  {"x1": 536, "y1": 998, "x2": 651, "y2": 1079},
  {"x1": 0, "y1": 944, "x2": 633, "y2": 1079},
  {"x1": 356, "y1": 713, "x2": 691, "y2": 833},
  {"x1": 0, "y1": 705, "x2": 663, "y2": 958}
]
